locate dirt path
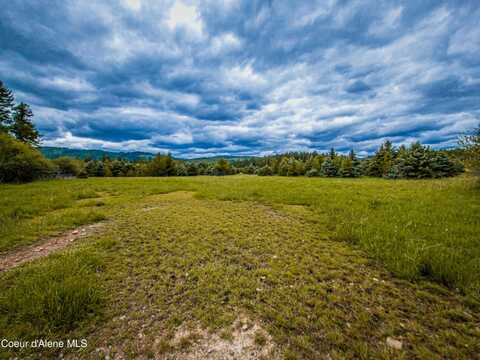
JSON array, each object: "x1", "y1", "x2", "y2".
[{"x1": 0, "y1": 222, "x2": 105, "y2": 272}]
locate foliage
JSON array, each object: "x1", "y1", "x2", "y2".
[
  {"x1": 320, "y1": 158, "x2": 338, "y2": 177},
  {"x1": 11, "y1": 103, "x2": 40, "y2": 146},
  {"x1": 0, "y1": 133, "x2": 55, "y2": 183},
  {"x1": 214, "y1": 158, "x2": 231, "y2": 175},
  {"x1": 385, "y1": 142, "x2": 462, "y2": 179},
  {"x1": 146, "y1": 153, "x2": 176, "y2": 176},
  {"x1": 38, "y1": 143, "x2": 462, "y2": 181},
  {"x1": 368, "y1": 140, "x2": 394, "y2": 177},
  {"x1": 0, "y1": 80, "x2": 15, "y2": 133},
  {"x1": 459, "y1": 123, "x2": 480, "y2": 175},
  {"x1": 53, "y1": 157, "x2": 82, "y2": 177},
  {"x1": 256, "y1": 165, "x2": 273, "y2": 176}
]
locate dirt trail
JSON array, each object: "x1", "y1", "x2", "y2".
[{"x1": 0, "y1": 222, "x2": 105, "y2": 272}]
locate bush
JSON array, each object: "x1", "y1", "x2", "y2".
[
  {"x1": 256, "y1": 165, "x2": 273, "y2": 176},
  {"x1": 77, "y1": 169, "x2": 89, "y2": 178},
  {"x1": 0, "y1": 133, "x2": 55, "y2": 183},
  {"x1": 305, "y1": 168, "x2": 319, "y2": 177},
  {"x1": 53, "y1": 156, "x2": 81, "y2": 177},
  {"x1": 175, "y1": 163, "x2": 188, "y2": 176}
]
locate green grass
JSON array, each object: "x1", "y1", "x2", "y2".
[
  {"x1": 0, "y1": 176, "x2": 479, "y2": 358},
  {"x1": 0, "y1": 248, "x2": 105, "y2": 359}
]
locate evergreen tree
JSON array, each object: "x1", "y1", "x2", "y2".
[
  {"x1": 11, "y1": 103, "x2": 40, "y2": 146},
  {"x1": 311, "y1": 155, "x2": 324, "y2": 171},
  {"x1": 399, "y1": 142, "x2": 433, "y2": 178},
  {"x1": 278, "y1": 157, "x2": 289, "y2": 176},
  {"x1": 339, "y1": 158, "x2": 354, "y2": 177},
  {"x1": 286, "y1": 158, "x2": 297, "y2": 176},
  {"x1": 321, "y1": 158, "x2": 338, "y2": 177},
  {"x1": 0, "y1": 80, "x2": 14, "y2": 133},
  {"x1": 429, "y1": 153, "x2": 462, "y2": 178},
  {"x1": 329, "y1": 147, "x2": 336, "y2": 159},
  {"x1": 368, "y1": 140, "x2": 394, "y2": 177},
  {"x1": 345, "y1": 150, "x2": 362, "y2": 177},
  {"x1": 147, "y1": 153, "x2": 176, "y2": 176}
]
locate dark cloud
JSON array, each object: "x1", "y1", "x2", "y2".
[
  {"x1": 346, "y1": 81, "x2": 371, "y2": 94},
  {"x1": 1, "y1": 0, "x2": 479, "y2": 156}
]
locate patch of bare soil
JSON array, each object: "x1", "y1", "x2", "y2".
[
  {"x1": 0, "y1": 222, "x2": 105, "y2": 272},
  {"x1": 170, "y1": 315, "x2": 276, "y2": 360}
]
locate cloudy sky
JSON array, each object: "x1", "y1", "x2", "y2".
[{"x1": 1, "y1": 0, "x2": 479, "y2": 157}]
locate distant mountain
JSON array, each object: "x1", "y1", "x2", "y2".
[
  {"x1": 40, "y1": 147, "x2": 155, "y2": 161},
  {"x1": 40, "y1": 147, "x2": 257, "y2": 162},
  {"x1": 187, "y1": 155, "x2": 256, "y2": 163}
]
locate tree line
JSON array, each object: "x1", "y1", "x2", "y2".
[{"x1": 0, "y1": 80, "x2": 478, "y2": 183}]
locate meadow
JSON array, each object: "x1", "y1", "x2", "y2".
[{"x1": 0, "y1": 175, "x2": 479, "y2": 359}]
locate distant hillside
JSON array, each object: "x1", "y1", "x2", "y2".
[
  {"x1": 40, "y1": 147, "x2": 256, "y2": 162},
  {"x1": 40, "y1": 147, "x2": 155, "y2": 161},
  {"x1": 188, "y1": 155, "x2": 256, "y2": 163}
]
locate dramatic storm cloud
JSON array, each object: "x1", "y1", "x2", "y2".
[{"x1": 1, "y1": 0, "x2": 479, "y2": 157}]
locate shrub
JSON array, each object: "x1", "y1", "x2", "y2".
[
  {"x1": 305, "y1": 168, "x2": 319, "y2": 177},
  {"x1": 175, "y1": 162, "x2": 188, "y2": 176},
  {"x1": 53, "y1": 156, "x2": 81, "y2": 177},
  {"x1": 256, "y1": 165, "x2": 273, "y2": 176},
  {"x1": 77, "y1": 169, "x2": 89, "y2": 178},
  {"x1": 0, "y1": 133, "x2": 55, "y2": 183}
]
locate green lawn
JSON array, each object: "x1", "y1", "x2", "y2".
[{"x1": 0, "y1": 176, "x2": 479, "y2": 359}]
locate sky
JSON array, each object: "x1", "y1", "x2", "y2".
[{"x1": 1, "y1": 0, "x2": 479, "y2": 158}]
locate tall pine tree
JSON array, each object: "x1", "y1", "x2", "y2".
[
  {"x1": 11, "y1": 103, "x2": 40, "y2": 146},
  {"x1": 0, "y1": 80, "x2": 15, "y2": 133},
  {"x1": 368, "y1": 140, "x2": 394, "y2": 177}
]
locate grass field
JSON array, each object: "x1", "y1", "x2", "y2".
[{"x1": 0, "y1": 176, "x2": 479, "y2": 359}]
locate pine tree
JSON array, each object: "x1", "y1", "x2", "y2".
[
  {"x1": 321, "y1": 158, "x2": 338, "y2": 177},
  {"x1": 329, "y1": 147, "x2": 336, "y2": 159},
  {"x1": 0, "y1": 80, "x2": 15, "y2": 133},
  {"x1": 348, "y1": 150, "x2": 362, "y2": 177},
  {"x1": 339, "y1": 158, "x2": 354, "y2": 177},
  {"x1": 278, "y1": 157, "x2": 289, "y2": 176},
  {"x1": 367, "y1": 140, "x2": 395, "y2": 177},
  {"x1": 429, "y1": 153, "x2": 461, "y2": 178},
  {"x1": 11, "y1": 103, "x2": 40, "y2": 146},
  {"x1": 392, "y1": 142, "x2": 437, "y2": 179}
]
